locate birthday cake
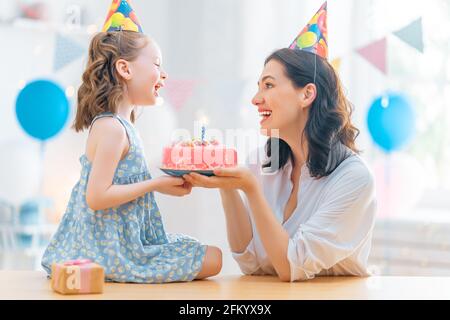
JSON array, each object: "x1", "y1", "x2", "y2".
[{"x1": 161, "y1": 138, "x2": 238, "y2": 171}]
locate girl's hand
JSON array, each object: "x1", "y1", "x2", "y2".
[
  {"x1": 183, "y1": 167, "x2": 257, "y2": 194},
  {"x1": 153, "y1": 176, "x2": 192, "y2": 197}
]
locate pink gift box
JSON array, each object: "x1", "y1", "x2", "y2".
[{"x1": 51, "y1": 259, "x2": 104, "y2": 295}]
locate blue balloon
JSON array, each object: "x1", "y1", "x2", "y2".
[
  {"x1": 367, "y1": 93, "x2": 416, "y2": 153},
  {"x1": 16, "y1": 79, "x2": 69, "y2": 141}
]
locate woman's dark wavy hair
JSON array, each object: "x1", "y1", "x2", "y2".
[{"x1": 262, "y1": 48, "x2": 360, "y2": 178}]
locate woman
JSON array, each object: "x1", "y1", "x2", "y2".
[
  {"x1": 185, "y1": 3, "x2": 377, "y2": 282},
  {"x1": 184, "y1": 46, "x2": 377, "y2": 282}
]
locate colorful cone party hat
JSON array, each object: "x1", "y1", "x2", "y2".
[
  {"x1": 102, "y1": 0, "x2": 143, "y2": 33},
  {"x1": 289, "y1": 2, "x2": 328, "y2": 59}
]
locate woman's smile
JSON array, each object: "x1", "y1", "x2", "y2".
[{"x1": 259, "y1": 108, "x2": 273, "y2": 125}]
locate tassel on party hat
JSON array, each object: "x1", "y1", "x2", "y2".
[
  {"x1": 102, "y1": 0, "x2": 143, "y2": 33},
  {"x1": 289, "y1": 2, "x2": 328, "y2": 59}
]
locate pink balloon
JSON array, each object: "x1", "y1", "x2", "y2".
[{"x1": 372, "y1": 154, "x2": 426, "y2": 219}]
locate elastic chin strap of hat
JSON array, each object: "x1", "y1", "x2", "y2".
[
  {"x1": 313, "y1": 53, "x2": 317, "y2": 85},
  {"x1": 116, "y1": 25, "x2": 124, "y2": 50}
]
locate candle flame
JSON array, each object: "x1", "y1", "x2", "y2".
[{"x1": 200, "y1": 116, "x2": 209, "y2": 126}]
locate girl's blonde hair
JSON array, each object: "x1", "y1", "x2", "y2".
[{"x1": 73, "y1": 31, "x2": 149, "y2": 132}]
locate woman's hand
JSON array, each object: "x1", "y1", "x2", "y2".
[
  {"x1": 153, "y1": 176, "x2": 193, "y2": 196},
  {"x1": 183, "y1": 167, "x2": 258, "y2": 194}
]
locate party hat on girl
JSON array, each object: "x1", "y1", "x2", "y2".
[
  {"x1": 289, "y1": 2, "x2": 328, "y2": 59},
  {"x1": 102, "y1": 0, "x2": 143, "y2": 33}
]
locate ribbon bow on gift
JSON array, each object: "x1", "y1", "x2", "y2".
[{"x1": 63, "y1": 259, "x2": 92, "y2": 266}]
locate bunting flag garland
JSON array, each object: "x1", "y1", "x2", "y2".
[
  {"x1": 330, "y1": 58, "x2": 342, "y2": 72},
  {"x1": 393, "y1": 17, "x2": 424, "y2": 53},
  {"x1": 163, "y1": 79, "x2": 199, "y2": 111},
  {"x1": 53, "y1": 33, "x2": 85, "y2": 72},
  {"x1": 356, "y1": 37, "x2": 387, "y2": 74},
  {"x1": 329, "y1": 17, "x2": 424, "y2": 76}
]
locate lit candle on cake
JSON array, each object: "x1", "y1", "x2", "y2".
[{"x1": 200, "y1": 116, "x2": 208, "y2": 144}]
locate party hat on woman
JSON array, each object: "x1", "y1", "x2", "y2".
[{"x1": 289, "y1": 2, "x2": 328, "y2": 59}]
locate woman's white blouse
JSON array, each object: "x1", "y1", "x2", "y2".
[{"x1": 232, "y1": 147, "x2": 377, "y2": 282}]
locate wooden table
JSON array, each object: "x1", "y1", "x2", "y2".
[{"x1": 1, "y1": 271, "x2": 450, "y2": 300}]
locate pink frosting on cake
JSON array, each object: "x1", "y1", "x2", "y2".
[{"x1": 162, "y1": 139, "x2": 237, "y2": 170}]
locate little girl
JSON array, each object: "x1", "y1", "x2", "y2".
[{"x1": 41, "y1": 0, "x2": 222, "y2": 283}]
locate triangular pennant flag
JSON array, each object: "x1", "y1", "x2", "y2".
[
  {"x1": 163, "y1": 79, "x2": 198, "y2": 111},
  {"x1": 393, "y1": 18, "x2": 424, "y2": 53},
  {"x1": 53, "y1": 33, "x2": 85, "y2": 72},
  {"x1": 356, "y1": 38, "x2": 387, "y2": 74},
  {"x1": 331, "y1": 58, "x2": 342, "y2": 72}
]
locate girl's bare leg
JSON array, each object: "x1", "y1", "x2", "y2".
[{"x1": 195, "y1": 245, "x2": 222, "y2": 279}]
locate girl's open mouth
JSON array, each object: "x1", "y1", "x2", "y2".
[{"x1": 154, "y1": 84, "x2": 161, "y2": 97}]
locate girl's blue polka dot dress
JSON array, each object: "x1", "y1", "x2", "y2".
[{"x1": 41, "y1": 112, "x2": 207, "y2": 283}]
